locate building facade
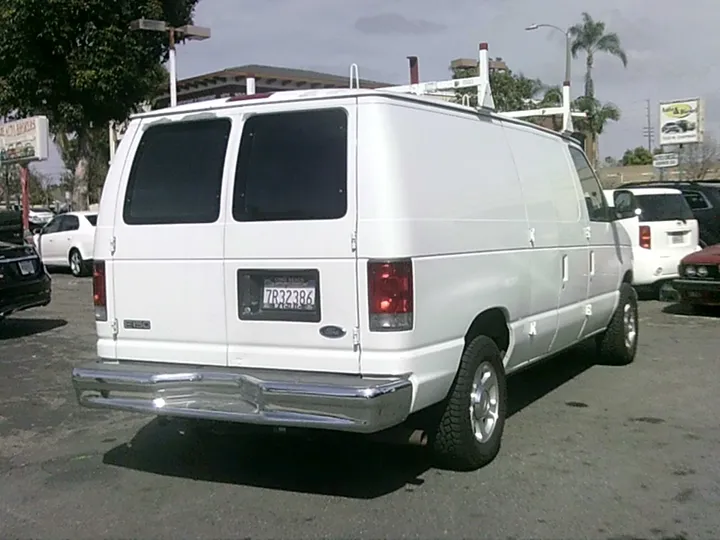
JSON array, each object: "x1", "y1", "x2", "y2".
[{"x1": 153, "y1": 65, "x2": 389, "y2": 109}]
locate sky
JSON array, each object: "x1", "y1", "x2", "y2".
[{"x1": 34, "y1": 0, "x2": 720, "y2": 179}]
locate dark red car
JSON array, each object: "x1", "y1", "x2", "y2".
[{"x1": 674, "y1": 244, "x2": 720, "y2": 308}]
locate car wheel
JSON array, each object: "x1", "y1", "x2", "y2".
[
  {"x1": 429, "y1": 335, "x2": 507, "y2": 471},
  {"x1": 596, "y1": 282, "x2": 639, "y2": 366},
  {"x1": 69, "y1": 249, "x2": 88, "y2": 277}
]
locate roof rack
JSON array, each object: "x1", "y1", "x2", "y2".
[{"x1": 355, "y1": 42, "x2": 585, "y2": 133}]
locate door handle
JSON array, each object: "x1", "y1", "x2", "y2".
[{"x1": 562, "y1": 255, "x2": 569, "y2": 284}]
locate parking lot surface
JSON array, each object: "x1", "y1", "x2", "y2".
[{"x1": 1, "y1": 274, "x2": 719, "y2": 539}]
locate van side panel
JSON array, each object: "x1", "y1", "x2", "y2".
[
  {"x1": 356, "y1": 98, "x2": 530, "y2": 411},
  {"x1": 502, "y1": 122, "x2": 589, "y2": 357}
]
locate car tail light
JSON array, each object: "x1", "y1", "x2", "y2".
[
  {"x1": 93, "y1": 261, "x2": 107, "y2": 321},
  {"x1": 367, "y1": 259, "x2": 413, "y2": 332},
  {"x1": 639, "y1": 225, "x2": 651, "y2": 249}
]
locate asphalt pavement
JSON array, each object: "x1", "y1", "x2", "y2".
[{"x1": 1, "y1": 274, "x2": 719, "y2": 539}]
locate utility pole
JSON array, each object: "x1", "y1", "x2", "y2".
[{"x1": 643, "y1": 99, "x2": 654, "y2": 153}]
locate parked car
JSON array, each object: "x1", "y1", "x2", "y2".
[
  {"x1": 72, "y1": 87, "x2": 638, "y2": 471},
  {"x1": 603, "y1": 187, "x2": 700, "y2": 297},
  {"x1": 621, "y1": 180, "x2": 720, "y2": 247},
  {"x1": 5, "y1": 204, "x2": 55, "y2": 228},
  {"x1": 0, "y1": 209, "x2": 23, "y2": 245},
  {"x1": 0, "y1": 239, "x2": 52, "y2": 322},
  {"x1": 674, "y1": 244, "x2": 720, "y2": 310},
  {"x1": 33, "y1": 211, "x2": 97, "y2": 277}
]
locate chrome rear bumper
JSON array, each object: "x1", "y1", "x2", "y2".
[{"x1": 72, "y1": 361, "x2": 413, "y2": 434}]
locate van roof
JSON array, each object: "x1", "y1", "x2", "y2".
[{"x1": 131, "y1": 88, "x2": 582, "y2": 147}]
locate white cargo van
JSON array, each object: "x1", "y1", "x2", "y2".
[
  {"x1": 604, "y1": 187, "x2": 700, "y2": 297},
  {"x1": 72, "y1": 86, "x2": 638, "y2": 471}
]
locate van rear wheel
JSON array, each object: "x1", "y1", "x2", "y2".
[
  {"x1": 596, "y1": 282, "x2": 639, "y2": 365},
  {"x1": 429, "y1": 335, "x2": 507, "y2": 471}
]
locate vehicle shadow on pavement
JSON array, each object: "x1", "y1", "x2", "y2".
[
  {"x1": 0, "y1": 317, "x2": 67, "y2": 340},
  {"x1": 662, "y1": 303, "x2": 720, "y2": 318},
  {"x1": 102, "y1": 341, "x2": 604, "y2": 498},
  {"x1": 103, "y1": 422, "x2": 431, "y2": 499},
  {"x1": 507, "y1": 340, "x2": 599, "y2": 417}
]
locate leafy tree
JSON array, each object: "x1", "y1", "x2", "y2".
[
  {"x1": 571, "y1": 96, "x2": 621, "y2": 166},
  {"x1": 569, "y1": 12, "x2": 628, "y2": 99},
  {"x1": 0, "y1": 166, "x2": 52, "y2": 206},
  {"x1": 450, "y1": 65, "x2": 544, "y2": 112},
  {"x1": 0, "y1": 0, "x2": 201, "y2": 207},
  {"x1": 621, "y1": 146, "x2": 654, "y2": 166}
]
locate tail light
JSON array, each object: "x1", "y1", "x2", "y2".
[
  {"x1": 93, "y1": 261, "x2": 107, "y2": 321},
  {"x1": 639, "y1": 225, "x2": 651, "y2": 249},
  {"x1": 367, "y1": 259, "x2": 413, "y2": 332}
]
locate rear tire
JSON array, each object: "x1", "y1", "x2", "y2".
[
  {"x1": 596, "y1": 282, "x2": 639, "y2": 366},
  {"x1": 69, "y1": 249, "x2": 89, "y2": 277},
  {"x1": 429, "y1": 335, "x2": 507, "y2": 471}
]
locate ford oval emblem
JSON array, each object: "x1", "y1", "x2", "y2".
[{"x1": 319, "y1": 325, "x2": 346, "y2": 339}]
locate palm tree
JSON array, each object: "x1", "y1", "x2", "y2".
[
  {"x1": 568, "y1": 12, "x2": 628, "y2": 99},
  {"x1": 572, "y1": 96, "x2": 621, "y2": 162}
]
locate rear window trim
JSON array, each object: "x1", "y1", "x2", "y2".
[
  {"x1": 122, "y1": 117, "x2": 232, "y2": 226},
  {"x1": 231, "y1": 107, "x2": 350, "y2": 223}
]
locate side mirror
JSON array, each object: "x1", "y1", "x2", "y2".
[{"x1": 612, "y1": 189, "x2": 638, "y2": 220}]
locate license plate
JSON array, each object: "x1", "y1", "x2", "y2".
[
  {"x1": 670, "y1": 234, "x2": 684, "y2": 244},
  {"x1": 262, "y1": 278, "x2": 316, "y2": 311},
  {"x1": 17, "y1": 260, "x2": 35, "y2": 275}
]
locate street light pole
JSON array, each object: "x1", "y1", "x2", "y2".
[
  {"x1": 168, "y1": 27, "x2": 177, "y2": 107},
  {"x1": 129, "y1": 18, "x2": 211, "y2": 108},
  {"x1": 525, "y1": 23, "x2": 571, "y2": 85}
]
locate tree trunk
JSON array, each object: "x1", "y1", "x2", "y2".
[
  {"x1": 72, "y1": 131, "x2": 91, "y2": 211},
  {"x1": 584, "y1": 53, "x2": 594, "y2": 98}
]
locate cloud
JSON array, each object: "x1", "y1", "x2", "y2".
[
  {"x1": 354, "y1": 13, "x2": 446, "y2": 36},
  {"x1": 33, "y1": 0, "x2": 720, "y2": 180}
]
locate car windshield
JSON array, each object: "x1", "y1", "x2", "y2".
[
  {"x1": 635, "y1": 193, "x2": 695, "y2": 222},
  {"x1": 85, "y1": 214, "x2": 98, "y2": 226}
]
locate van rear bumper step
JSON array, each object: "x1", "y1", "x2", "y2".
[{"x1": 72, "y1": 361, "x2": 413, "y2": 434}]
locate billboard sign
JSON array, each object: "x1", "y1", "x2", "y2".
[
  {"x1": 652, "y1": 153, "x2": 679, "y2": 168},
  {"x1": 0, "y1": 116, "x2": 49, "y2": 165},
  {"x1": 658, "y1": 98, "x2": 704, "y2": 145}
]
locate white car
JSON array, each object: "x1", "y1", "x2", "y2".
[
  {"x1": 604, "y1": 187, "x2": 700, "y2": 297},
  {"x1": 72, "y1": 82, "x2": 637, "y2": 471},
  {"x1": 29, "y1": 207, "x2": 55, "y2": 226},
  {"x1": 33, "y1": 211, "x2": 97, "y2": 277}
]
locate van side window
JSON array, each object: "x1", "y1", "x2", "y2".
[
  {"x1": 123, "y1": 118, "x2": 231, "y2": 225},
  {"x1": 232, "y1": 108, "x2": 348, "y2": 222},
  {"x1": 568, "y1": 146, "x2": 609, "y2": 222}
]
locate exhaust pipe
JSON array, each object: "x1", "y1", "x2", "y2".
[{"x1": 371, "y1": 427, "x2": 428, "y2": 447}]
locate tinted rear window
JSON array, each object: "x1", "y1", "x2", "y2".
[
  {"x1": 85, "y1": 214, "x2": 98, "y2": 226},
  {"x1": 123, "y1": 118, "x2": 231, "y2": 225},
  {"x1": 232, "y1": 108, "x2": 348, "y2": 222},
  {"x1": 635, "y1": 194, "x2": 695, "y2": 222},
  {"x1": 682, "y1": 191, "x2": 710, "y2": 210}
]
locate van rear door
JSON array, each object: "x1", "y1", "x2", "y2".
[
  {"x1": 223, "y1": 102, "x2": 360, "y2": 374},
  {"x1": 111, "y1": 115, "x2": 233, "y2": 366},
  {"x1": 635, "y1": 192, "x2": 699, "y2": 251}
]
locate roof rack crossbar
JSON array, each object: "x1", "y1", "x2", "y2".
[{"x1": 367, "y1": 41, "x2": 585, "y2": 132}]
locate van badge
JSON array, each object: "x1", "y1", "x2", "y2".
[
  {"x1": 319, "y1": 325, "x2": 346, "y2": 339},
  {"x1": 123, "y1": 319, "x2": 151, "y2": 330}
]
